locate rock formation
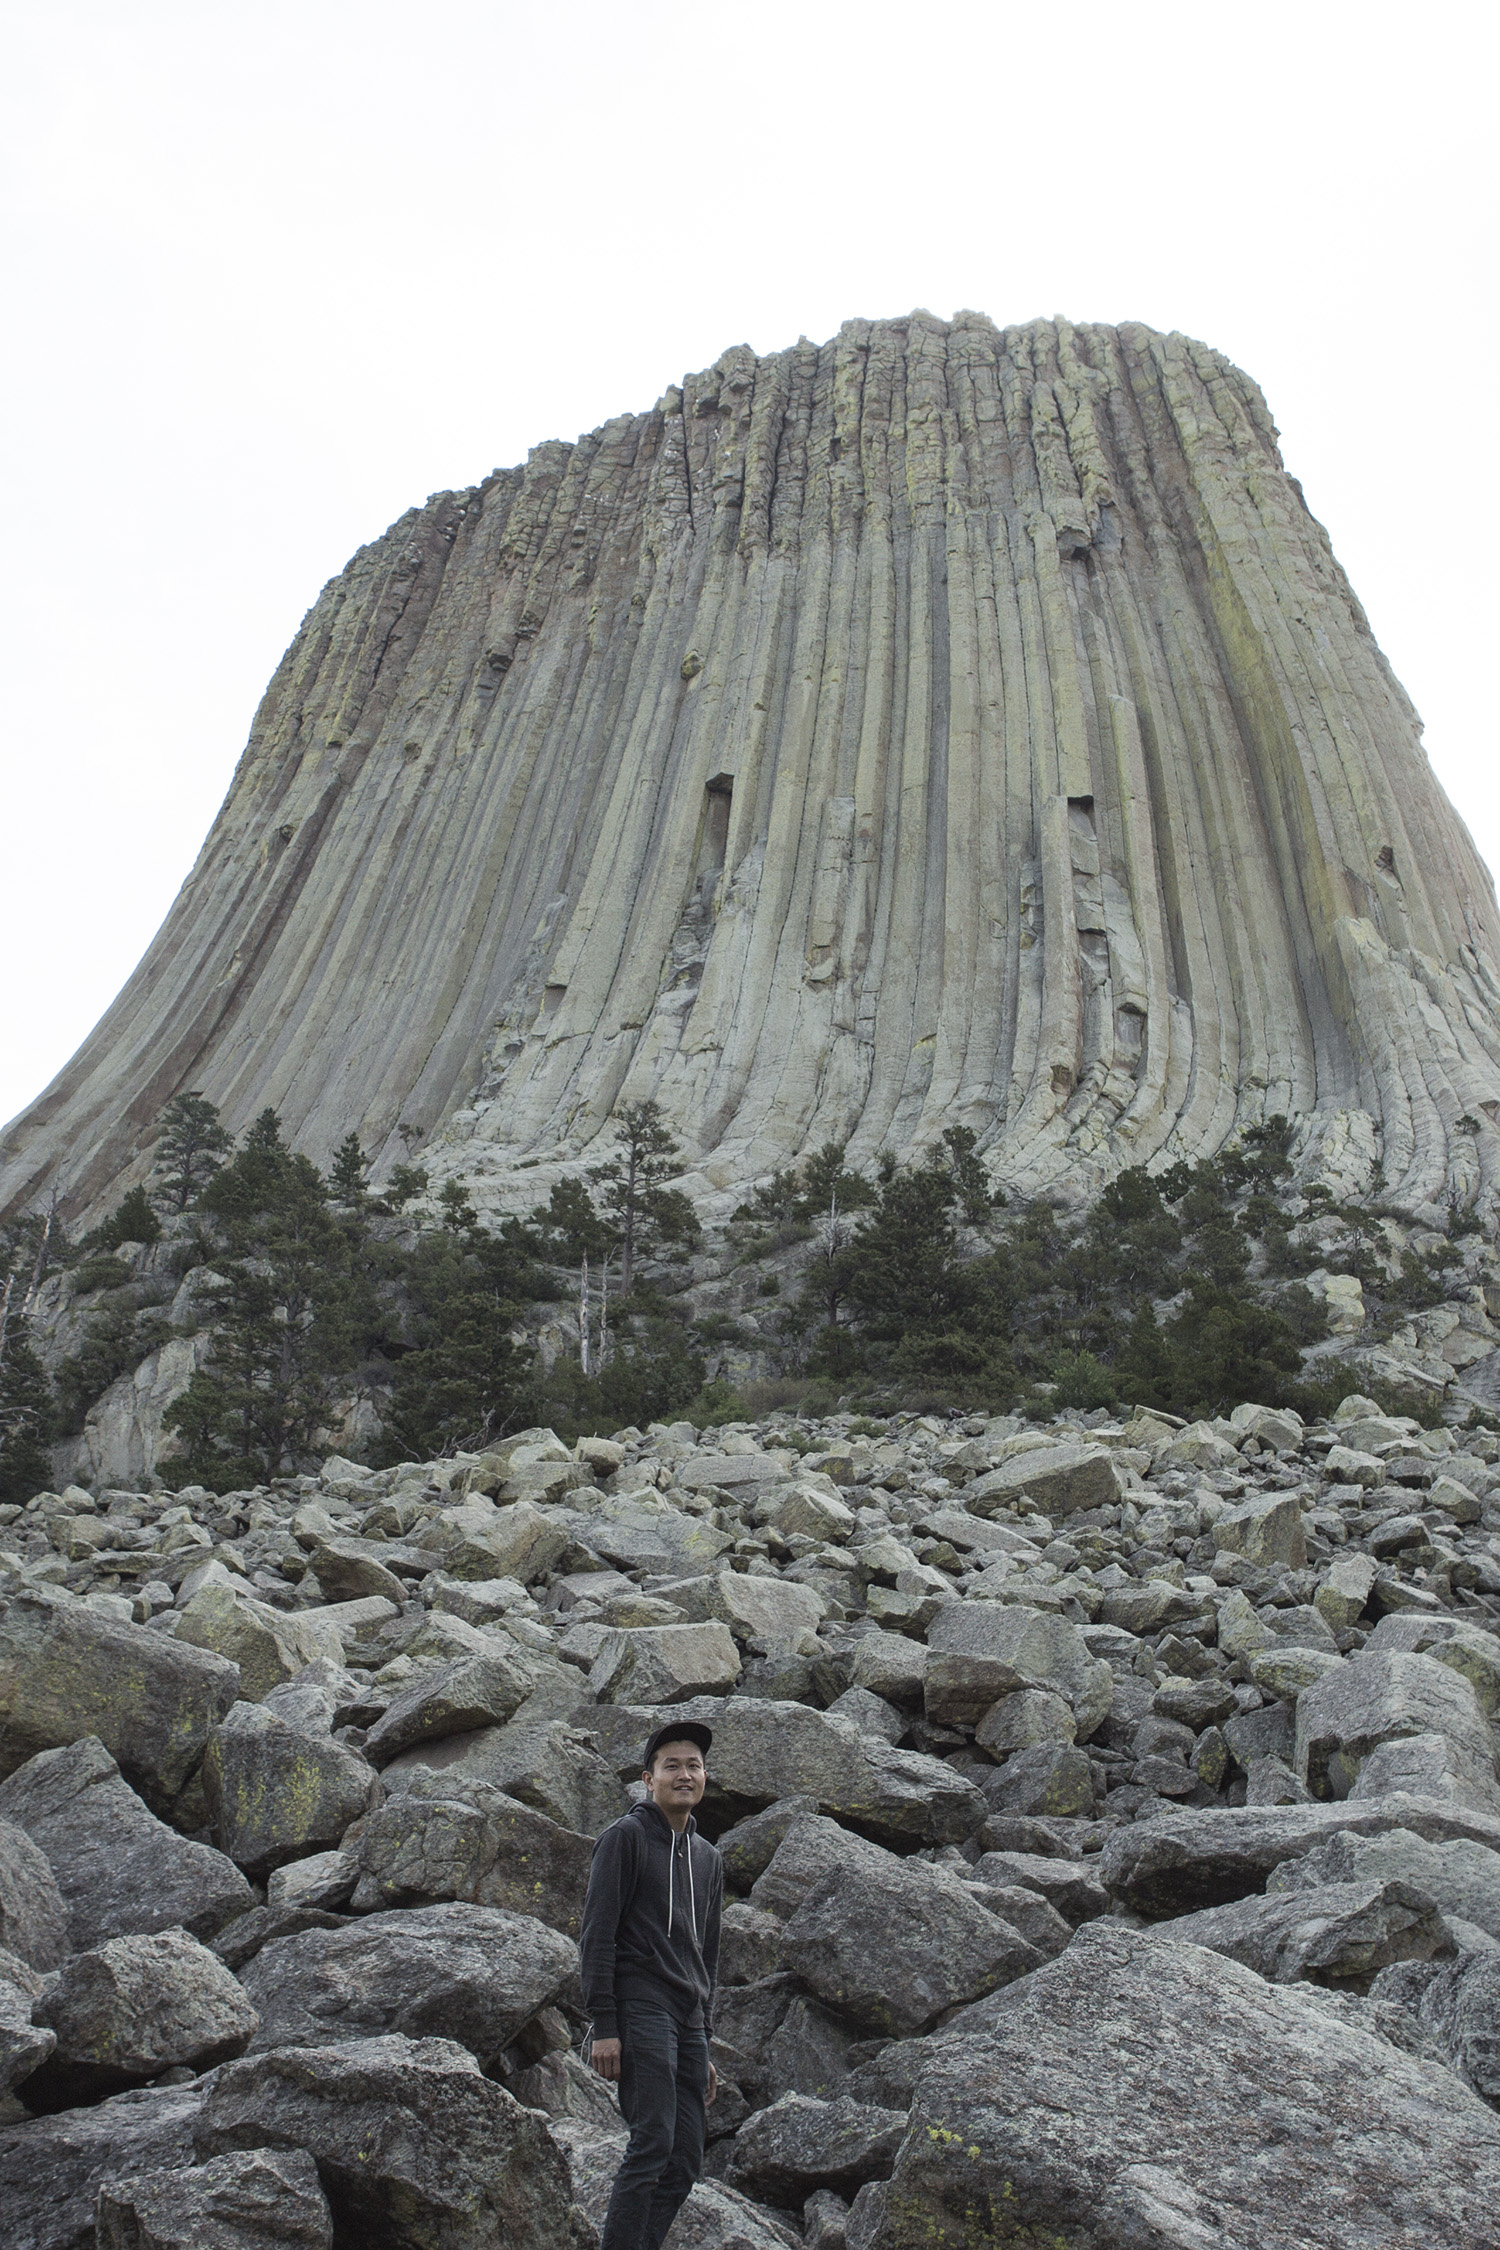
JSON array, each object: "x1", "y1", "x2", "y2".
[
  {"x1": 4, "y1": 1392, "x2": 1500, "y2": 2242},
  {"x1": 5, "y1": 313, "x2": 1500, "y2": 1228}
]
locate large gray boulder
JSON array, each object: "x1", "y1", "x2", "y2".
[
  {"x1": 781, "y1": 1852, "x2": 1043, "y2": 2034},
  {"x1": 1269, "y1": 1823, "x2": 1500, "y2": 1940},
  {"x1": 1365, "y1": 1614, "x2": 1500, "y2": 1714},
  {"x1": 30, "y1": 1930, "x2": 258, "y2": 2107},
  {"x1": 861, "y1": 1923, "x2": 1500, "y2": 2249},
  {"x1": 173, "y1": 1586, "x2": 354, "y2": 1702},
  {"x1": 95, "y1": 2146, "x2": 333, "y2": 2249},
  {"x1": 0, "y1": 1738, "x2": 252, "y2": 1949},
  {"x1": 587, "y1": 1622, "x2": 741, "y2": 1705},
  {"x1": 349, "y1": 1772, "x2": 593, "y2": 1936},
  {"x1": 1296, "y1": 1650, "x2": 1498, "y2": 1801},
  {"x1": 238, "y1": 1902, "x2": 577, "y2": 2071},
  {"x1": 1163, "y1": 1878, "x2": 1456, "y2": 1984},
  {"x1": 0, "y1": 1814, "x2": 68, "y2": 1968},
  {"x1": 0, "y1": 1941, "x2": 55, "y2": 2093},
  {"x1": 382, "y1": 1717, "x2": 628, "y2": 1836},
  {"x1": 632, "y1": 1697, "x2": 985, "y2": 1845},
  {"x1": 728, "y1": 2093, "x2": 906, "y2": 2204},
  {"x1": 967, "y1": 1849, "x2": 1110, "y2": 1925},
  {"x1": 1350, "y1": 1729, "x2": 1500, "y2": 1811},
  {"x1": 202, "y1": 1704, "x2": 379, "y2": 1876},
  {"x1": 1373, "y1": 1952, "x2": 1500, "y2": 2108},
  {"x1": 963, "y1": 1445, "x2": 1123, "y2": 1519},
  {"x1": 1212, "y1": 1490, "x2": 1309, "y2": 1568},
  {"x1": 1099, "y1": 1794, "x2": 1500, "y2": 1916},
  {"x1": 195, "y1": 2034, "x2": 578, "y2": 2249},
  {"x1": 0, "y1": 1592, "x2": 240, "y2": 1812},
  {"x1": 362, "y1": 1644, "x2": 542, "y2": 1767},
  {"x1": 0, "y1": 2083, "x2": 203, "y2": 2250},
  {"x1": 750, "y1": 1814, "x2": 905, "y2": 1920},
  {"x1": 923, "y1": 1604, "x2": 1110, "y2": 1730}
]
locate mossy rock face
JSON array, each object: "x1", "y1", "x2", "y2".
[
  {"x1": 0, "y1": 1590, "x2": 239, "y2": 1812},
  {"x1": 202, "y1": 1703, "x2": 378, "y2": 1878}
]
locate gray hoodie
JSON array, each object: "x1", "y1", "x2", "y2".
[{"x1": 579, "y1": 1800, "x2": 723, "y2": 2042}]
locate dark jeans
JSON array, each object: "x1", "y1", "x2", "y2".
[{"x1": 597, "y1": 2003, "x2": 709, "y2": 2250}]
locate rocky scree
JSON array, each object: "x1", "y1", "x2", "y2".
[{"x1": 4, "y1": 1397, "x2": 1500, "y2": 2242}]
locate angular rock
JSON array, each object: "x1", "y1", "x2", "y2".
[
  {"x1": 847, "y1": 1637, "x2": 927, "y2": 1711},
  {"x1": 0, "y1": 1814, "x2": 68, "y2": 1969},
  {"x1": 719, "y1": 1901, "x2": 786, "y2": 1985},
  {"x1": 238, "y1": 1902, "x2": 576, "y2": 2070},
  {"x1": 751, "y1": 1814, "x2": 903, "y2": 1920},
  {"x1": 1151, "y1": 1675, "x2": 1236, "y2": 1730},
  {"x1": 869, "y1": 1922, "x2": 1500, "y2": 2249},
  {"x1": 781, "y1": 1853, "x2": 1043, "y2": 2035},
  {"x1": 1296, "y1": 1649, "x2": 1497, "y2": 1799},
  {"x1": 557, "y1": 2116, "x2": 798, "y2": 2249},
  {"x1": 349, "y1": 1772, "x2": 593, "y2": 1935},
  {"x1": 717, "y1": 1796, "x2": 823, "y2": 1890},
  {"x1": 1373, "y1": 1952, "x2": 1500, "y2": 2108},
  {"x1": 1350, "y1": 1728, "x2": 1500, "y2": 1812},
  {"x1": 1316, "y1": 1549, "x2": 1380, "y2": 1629},
  {"x1": 923, "y1": 1605, "x2": 1108, "y2": 1729},
  {"x1": 0, "y1": 2083, "x2": 203, "y2": 2250},
  {"x1": 973, "y1": 1686, "x2": 1075, "y2": 1755},
  {"x1": 1165, "y1": 1877, "x2": 1456, "y2": 1984},
  {"x1": 385, "y1": 1715, "x2": 626, "y2": 1836},
  {"x1": 0, "y1": 1738, "x2": 251, "y2": 1949},
  {"x1": 969, "y1": 1881, "x2": 1073, "y2": 1960},
  {"x1": 208, "y1": 1906, "x2": 353, "y2": 1974},
  {"x1": 0, "y1": 1591, "x2": 239, "y2": 1810},
  {"x1": 1366, "y1": 1613, "x2": 1500, "y2": 1714},
  {"x1": 587, "y1": 1621, "x2": 740, "y2": 1705},
  {"x1": 963, "y1": 1445, "x2": 1123, "y2": 1520},
  {"x1": 1269, "y1": 1824, "x2": 1500, "y2": 1942},
  {"x1": 825, "y1": 1687, "x2": 904, "y2": 1742},
  {"x1": 980, "y1": 1743, "x2": 1095, "y2": 1818},
  {"x1": 361, "y1": 1644, "x2": 541, "y2": 1767},
  {"x1": 1156, "y1": 1420, "x2": 1241, "y2": 1471},
  {"x1": 31, "y1": 1930, "x2": 258, "y2": 2107},
  {"x1": 641, "y1": 1696, "x2": 984, "y2": 1845},
  {"x1": 968, "y1": 1850, "x2": 1110, "y2": 1925},
  {"x1": 438, "y1": 1499, "x2": 568, "y2": 1586},
  {"x1": 1099, "y1": 1793, "x2": 1500, "y2": 1916},
  {"x1": 195, "y1": 2034, "x2": 576, "y2": 2249},
  {"x1": 267, "y1": 1850, "x2": 358, "y2": 1912},
  {"x1": 173, "y1": 1584, "x2": 346, "y2": 1702},
  {"x1": 1248, "y1": 1646, "x2": 1346, "y2": 1700},
  {"x1": 203, "y1": 1703, "x2": 378, "y2": 1876},
  {"x1": 95, "y1": 2146, "x2": 333, "y2": 2250},
  {"x1": 1212, "y1": 1490, "x2": 1308, "y2": 1568},
  {"x1": 671, "y1": 1572, "x2": 827, "y2": 1648},
  {"x1": 1097, "y1": 1580, "x2": 1206, "y2": 1634},
  {"x1": 728, "y1": 2093, "x2": 905, "y2": 2204},
  {"x1": 0, "y1": 1942, "x2": 54, "y2": 2094},
  {"x1": 754, "y1": 1485, "x2": 856, "y2": 1544}
]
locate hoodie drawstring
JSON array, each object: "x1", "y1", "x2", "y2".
[{"x1": 666, "y1": 1831, "x2": 698, "y2": 1944}]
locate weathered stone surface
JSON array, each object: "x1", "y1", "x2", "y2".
[
  {"x1": 587, "y1": 1621, "x2": 740, "y2": 1705},
  {"x1": 1165, "y1": 1878, "x2": 1456, "y2": 1984},
  {"x1": 644, "y1": 1696, "x2": 984, "y2": 1844},
  {"x1": 1212, "y1": 1490, "x2": 1308, "y2": 1568},
  {"x1": 239, "y1": 1902, "x2": 576, "y2": 2069},
  {"x1": 968, "y1": 1849, "x2": 1110, "y2": 1925},
  {"x1": 173, "y1": 1585, "x2": 346, "y2": 1703},
  {"x1": 202, "y1": 1703, "x2": 378, "y2": 1876},
  {"x1": 0, "y1": 1592, "x2": 239, "y2": 1810},
  {"x1": 0, "y1": 1813, "x2": 68, "y2": 1968},
  {"x1": 1373, "y1": 1952, "x2": 1500, "y2": 2107},
  {"x1": 750, "y1": 1814, "x2": 902, "y2": 1921},
  {"x1": 847, "y1": 1637, "x2": 927, "y2": 1711},
  {"x1": 95, "y1": 2146, "x2": 333, "y2": 2250},
  {"x1": 0, "y1": 2083, "x2": 203, "y2": 2250},
  {"x1": 972, "y1": 1685, "x2": 1075, "y2": 1755},
  {"x1": 195, "y1": 2034, "x2": 577, "y2": 2250},
  {"x1": 717, "y1": 1796, "x2": 822, "y2": 1891},
  {"x1": 1316, "y1": 1549, "x2": 1381, "y2": 1629},
  {"x1": 557, "y1": 2116, "x2": 797, "y2": 2249},
  {"x1": 980, "y1": 1743, "x2": 1095, "y2": 1818},
  {"x1": 384, "y1": 1715, "x2": 627, "y2": 1836},
  {"x1": 728, "y1": 2093, "x2": 905, "y2": 2204},
  {"x1": 436, "y1": 1499, "x2": 568, "y2": 1586},
  {"x1": 361, "y1": 1644, "x2": 542, "y2": 1767},
  {"x1": 1366, "y1": 1613, "x2": 1500, "y2": 1714},
  {"x1": 672, "y1": 1572, "x2": 827, "y2": 1648},
  {"x1": 0, "y1": 1941, "x2": 54, "y2": 2093},
  {"x1": 719, "y1": 1901, "x2": 786, "y2": 1985},
  {"x1": 923, "y1": 1605, "x2": 1108, "y2": 1728},
  {"x1": 1351, "y1": 1729, "x2": 1500, "y2": 1811},
  {"x1": 1296, "y1": 1650, "x2": 1497, "y2": 1800},
  {"x1": 0, "y1": 1738, "x2": 251, "y2": 1948},
  {"x1": 781, "y1": 1852, "x2": 1043, "y2": 2034},
  {"x1": 349, "y1": 1772, "x2": 593, "y2": 1934},
  {"x1": 31, "y1": 1930, "x2": 258, "y2": 2106},
  {"x1": 964, "y1": 1446, "x2": 1122, "y2": 1520},
  {"x1": 267, "y1": 1850, "x2": 357, "y2": 1912},
  {"x1": 866, "y1": 1923, "x2": 1500, "y2": 2249},
  {"x1": 1099, "y1": 1794, "x2": 1500, "y2": 1916},
  {"x1": 208, "y1": 1906, "x2": 353, "y2": 1974},
  {"x1": 1269, "y1": 1824, "x2": 1500, "y2": 1941}
]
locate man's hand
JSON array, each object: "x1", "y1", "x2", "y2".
[
  {"x1": 706, "y1": 2060, "x2": 718, "y2": 2107},
  {"x1": 590, "y1": 2037, "x2": 622, "y2": 2082}
]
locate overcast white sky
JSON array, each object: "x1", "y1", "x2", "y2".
[{"x1": 2, "y1": 0, "x2": 1495, "y2": 1130}]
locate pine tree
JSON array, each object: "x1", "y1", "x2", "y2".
[
  {"x1": 591, "y1": 1101, "x2": 700, "y2": 1295},
  {"x1": 151, "y1": 1092, "x2": 233, "y2": 1212},
  {"x1": 0, "y1": 1316, "x2": 52, "y2": 1503},
  {"x1": 329, "y1": 1133, "x2": 372, "y2": 1209}
]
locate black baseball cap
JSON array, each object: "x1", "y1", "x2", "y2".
[{"x1": 642, "y1": 1720, "x2": 712, "y2": 1768}]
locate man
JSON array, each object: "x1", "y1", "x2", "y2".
[{"x1": 580, "y1": 1719, "x2": 723, "y2": 2250}]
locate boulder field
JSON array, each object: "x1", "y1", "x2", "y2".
[{"x1": 4, "y1": 1394, "x2": 1500, "y2": 2245}]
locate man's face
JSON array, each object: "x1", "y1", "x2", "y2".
[{"x1": 643, "y1": 1742, "x2": 706, "y2": 1814}]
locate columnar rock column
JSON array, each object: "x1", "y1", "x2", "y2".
[{"x1": 5, "y1": 313, "x2": 1500, "y2": 1222}]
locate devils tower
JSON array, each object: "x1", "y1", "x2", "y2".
[{"x1": 5, "y1": 311, "x2": 1499, "y2": 1224}]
